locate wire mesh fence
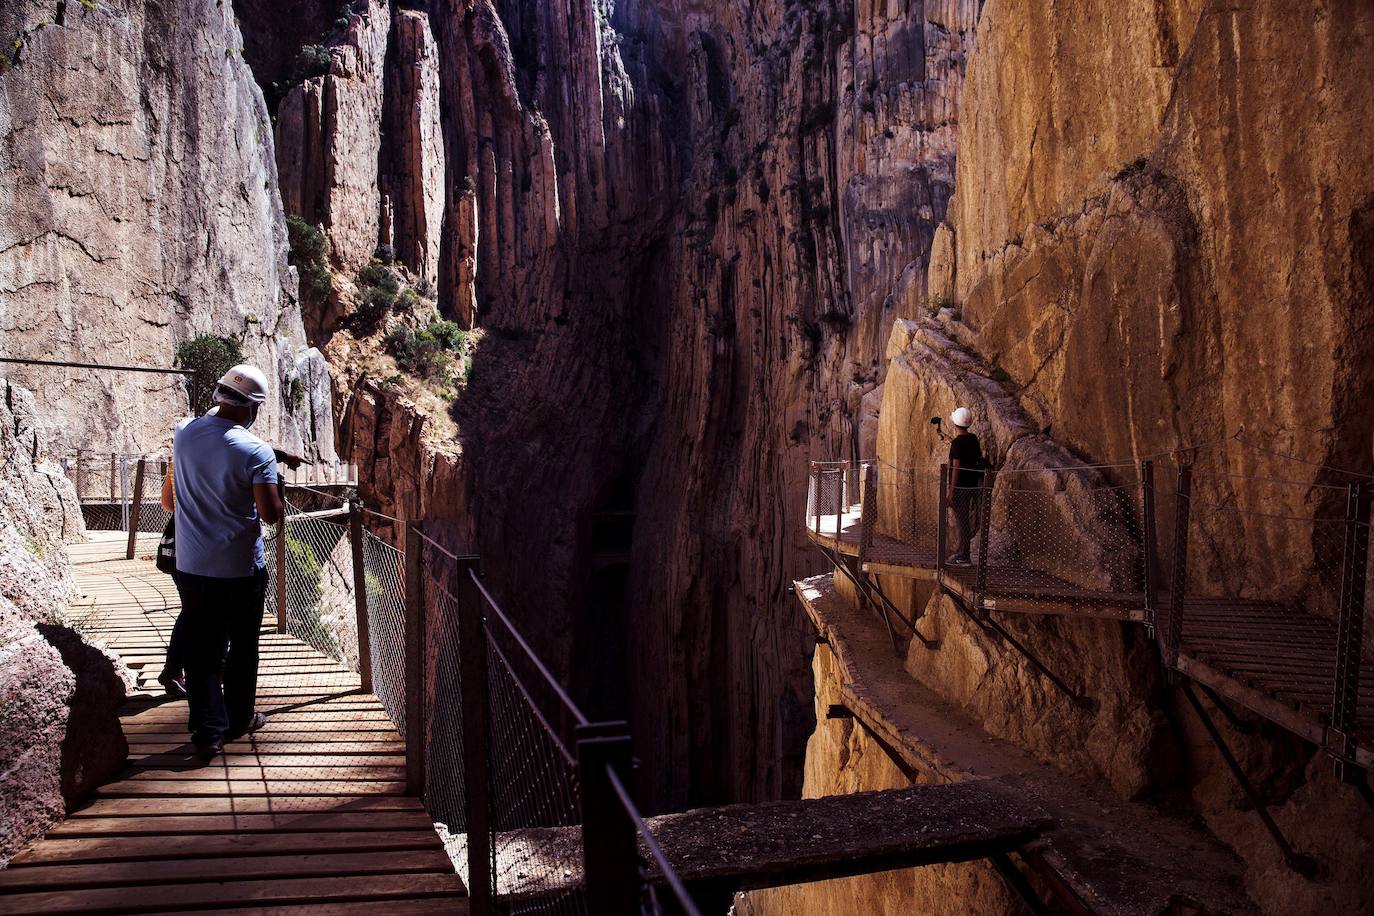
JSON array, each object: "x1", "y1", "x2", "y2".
[
  {"x1": 51, "y1": 453, "x2": 697, "y2": 911},
  {"x1": 978, "y1": 467, "x2": 1147, "y2": 617}
]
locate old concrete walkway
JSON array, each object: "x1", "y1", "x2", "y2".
[{"x1": 0, "y1": 532, "x2": 468, "y2": 914}]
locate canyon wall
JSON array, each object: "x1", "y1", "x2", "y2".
[
  {"x1": 0, "y1": 380, "x2": 129, "y2": 862},
  {"x1": 0, "y1": 0, "x2": 331, "y2": 458},
  {"x1": 247, "y1": 0, "x2": 982, "y2": 806},
  {"x1": 846, "y1": 1, "x2": 1374, "y2": 911}
]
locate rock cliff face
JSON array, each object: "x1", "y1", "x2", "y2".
[
  {"x1": 245, "y1": 0, "x2": 981, "y2": 807},
  {"x1": 0, "y1": 380, "x2": 129, "y2": 863},
  {"x1": 0, "y1": 0, "x2": 330, "y2": 457}
]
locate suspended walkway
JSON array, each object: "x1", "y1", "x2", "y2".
[
  {"x1": 4, "y1": 457, "x2": 1069, "y2": 915},
  {"x1": 806, "y1": 453, "x2": 1374, "y2": 872}
]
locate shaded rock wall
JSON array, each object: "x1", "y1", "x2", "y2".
[
  {"x1": 0, "y1": 380, "x2": 128, "y2": 863},
  {"x1": 0, "y1": 0, "x2": 328, "y2": 458},
  {"x1": 245, "y1": 0, "x2": 982, "y2": 805}
]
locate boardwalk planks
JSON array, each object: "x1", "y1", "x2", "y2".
[{"x1": 1, "y1": 532, "x2": 467, "y2": 916}]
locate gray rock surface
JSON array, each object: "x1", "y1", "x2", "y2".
[
  {"x1": 0, "y1": 0, "x2": 328, "y2": 458},
  {"x1": 0, "y1": 379, "x2": 129, "y2": 864}
]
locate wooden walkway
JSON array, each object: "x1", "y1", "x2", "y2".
[
  {"x1": 806, "y1": 512, "x2": 1143, "y2": 622},
  {"x1": 808, "y1": 507, "x2": 1373, "y2": 767},
  {"x1": 1178, "y1": 598, "x2": 1374, "y2": 769},
  {"x1": 0, "y1": 532, "x2": 468, "y2": 915}
]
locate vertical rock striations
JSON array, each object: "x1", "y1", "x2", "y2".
[
  {"x1": 0, "y1": 0, "x2": 327, "y2": 456},
  {"x1": 241, "y1": 0, "x2": 982, "y2": 806}
]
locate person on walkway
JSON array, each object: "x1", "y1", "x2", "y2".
[
  {"x1": 942, "y1": 406, "x2": 985, "y2": 564},
  {"x1": 171, "y1": 364, "x2": 296, "y2": 761},
  {"x1": 157, "y1": 459, "x2": 188, "y2": 699}
]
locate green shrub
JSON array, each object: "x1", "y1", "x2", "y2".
[
  {"x1": 175, "y1": 334, "x2": 243, "y2": 416},
  {"x1": 396, "y1": 287, "x2": 420, "y2": 312},
  {"x1": 373, "y1": 244, "x2": 395, "y2": 265},
  {"x1": 355, "y1": 265, "x2": 400, "y2": 325},
  {"x1": 288, "y1": 45, "x2": 332, "y2": 84},
  {"x1": 384, "y1": 319, "x2": 468, "y2": 382},
  {"x1": 287, "y1": 216, "x2": 333, "y2": 307}
]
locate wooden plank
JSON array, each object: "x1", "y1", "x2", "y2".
[
  {"x1": 0, "y1": 872, "x2": 467, "y2": 915},
  {"x1": 48, "y1": 811, "x2": 438, "y2": 837},
  {"x1": 69, "y1": 796, "x2": 425, "y2": 818},
  {"x1": 94, "y1": 779, "x2": 406, "y2": 798},
  {"x1": 119, "y1": 765, "x2": 407, "y2": 780},
  {"x1": 142, "y1": 901, "x2": 468, "y2": 916},
  {"x1": 124, "y1": 739, "x2": 404, "y2": 752},
  {"x1": 0, "y1": 848, "x2": 454, "y2": 891},
  {"x1": 12, "y1": 830, "x2": 444, "y2": 866}
]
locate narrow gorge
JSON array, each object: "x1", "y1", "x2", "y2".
[{"x1": 3, "y1": 0, "x2": 1373, "y2": 913}]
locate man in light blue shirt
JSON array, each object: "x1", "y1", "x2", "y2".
[{"x1": 170, "y1": 364, "x2": 295, "y2": 760}]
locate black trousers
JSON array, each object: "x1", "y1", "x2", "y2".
[
  {"x1": 173, "y1": 566, "x2": 268, "y2": 746},
  {"x1": 160, "y1": 572, "x2": 188, "y2": 681},
  {"x1": 951, "y1": 487, "x2": 983, "y2": 559}
]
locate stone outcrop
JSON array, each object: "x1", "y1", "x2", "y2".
[
  {"x1": 0, "y1": 380, "x2": 129, "y2": 863},
  {"x1": 950, "y1": 0, "x2": 1374, "y2": 511},
  {"x1": 0, "y1": 0, "x2": 329, "y2": 458},
  {"x1": 877, "y1": 319, "x2": 1172, "y2": 799},
  {"x1": 276, "y1": 2, "x2": 392, "y2": 276}
]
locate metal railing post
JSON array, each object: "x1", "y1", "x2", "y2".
[
  {"x1": 974, "y1": 469, "x2": 996, "y2": 613},
  {"x1": 812, "y1": 465, "x2": 822, "y2": 535},
  {"x1": 577, "y1": 721, "x2": 638, "y2": 916},
  {"x1": 937, "y1": 464, "x2": 949, "y2": 580},
  {"x1": 1141, "y1": 460, "x2": 1159, "y2": 632},
  {"x1": 118, "y1": 456, "x2": 131, "y2": 533},
  {"x1": 348, "y1": 502, "x2": 373, "y2": 693},
  {"x1": 1331, "y1": 482, "x2": 1371, "y2": 781},
  {"x1": 276, "y1": 482, "x2": 289, "y2": 635},
  {"x1": 403, "y1": 521, "x2": 426, "y2": 798},
  {"x1": 456, "y1": 557, "x2": 495, "y2": 916},
  {"x1": 109, "y1": 453, "x2": 116, "y2": 504},
  {"x1": 125, "y1": 458, "x2": 145, "y2": 559},
  {"x1": 1162, "y1": 464, "x2": 1193, "y2": 669}
]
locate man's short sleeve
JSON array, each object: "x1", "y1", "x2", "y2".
[{"x1": 249, "y1": 443, "x2": 278, "y2": 486}]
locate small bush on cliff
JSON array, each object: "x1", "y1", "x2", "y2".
[
  {"x1": 175, "y1": 334, "x2": 244, "y2": 416},
  {"x1": 384, "y1": 319, "x2": 468, "y2": 383},
  {"x1": 287, "y1": 216, "x2": 333, "y2": 308},
  {"x1": 354, "y1": 265, "x2": 400, "y2": 325},
  {"x1": 288, "y1": 45, "x2": 332, "y2": 85}
]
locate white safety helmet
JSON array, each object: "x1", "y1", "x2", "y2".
[
  {"x1": 214, "y1": 364, "x2": 270, "y2": 406},
  {"x1": 949, "y1": 406, "x2": 973, "y2": 429}
]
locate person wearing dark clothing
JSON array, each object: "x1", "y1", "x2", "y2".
[
  {"x1": 943, "y1": 407, "x2": 984, "y2": 564},
  {"x1": 170, "y1": 364, "x2": 297, "y2": 760}
]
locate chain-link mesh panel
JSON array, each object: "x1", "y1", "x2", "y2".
[
  {"x1": 363, "y1": 528, "x2": 407, "y2": 735},
  {"x1": 264, "y1": 509, "x2": 357, "y2": 671},
  {"x1": 484, "y1": 609, "x2": 588, "y2": 915},
  {"x1": 973, "y1": 469, "x2": 1146, "y2": 617},
  {"x1": 1160, "y1": 468, "x2": 1357, "y2": 748},
  {"x1": 871, "y1": 466, "x2": 941, "y2": 566}
]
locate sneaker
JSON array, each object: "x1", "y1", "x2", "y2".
[
  {"x1": 225, "y1": 712, "x2": 268, "y2": 742},
  {"x1": 158, "y1": 674, "x2": 188, "y2": 699},
  {"x1": 196, "y1": 739, "x2": 223, "y2": 763}
]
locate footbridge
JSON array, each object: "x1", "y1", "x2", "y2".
[
  {"x1": 4, "y1": 456, "x2": 1063, "y2": 915},
  {"x1": 806, "y1": 449, "x2": 1374, "y2": 874}
]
